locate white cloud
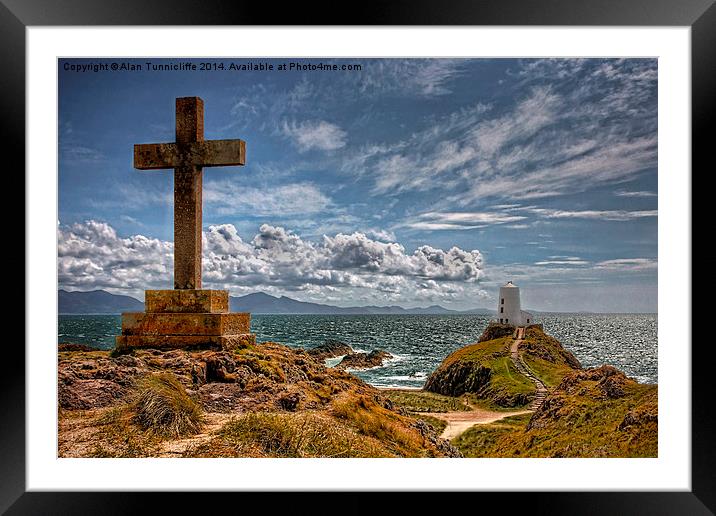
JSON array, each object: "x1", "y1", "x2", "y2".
[
  {"x1": 358, "y1": 59, "x2": 466, "y2": 97},
  {"x1": 594, "y1": 258, "x2": 657, "y2": 271},
  {"x1": 61, "y1": 145, "x2": 105, "y2": 162},
  {"x1": 322, "y1": 232, "x2": 483, "y2": 281},
  {"x1": 526, "y1": 208, "x2": 657, "y2": 221},
  {"x1": 204, "y1": 180, "x2": 331, "y2": 216},
  {"x1": 404, "y1": 205, "x2": 657, "y2": 231},
  {"x1": 615, "y1": 190, "x2": 657, "y2": 197},
  {"x1": 58, "y1": 220, "x2": 173, "y2": 292},
  {"x1": 464, "y1": 136, "x2": 657, "y2": 201},
  {"x1": 59, "y1": 220, "x2": 485, "y2": 303},
  {"x1": 400, "y1": 210, "x2": 527, "y2": 231},
  {"x1": 472, "y1": 85, "x2": 559, "y2": 157},
  {"x1": 405, "y1": 222, "x2": 484, "y2": 231},
  {"x1": 421, "y1": 212, "x2": 527, "y2": 224},
  {"x1": 535, "y1": 260, "x2": 589, "y2": 266},
  {"x1": 348, "y1": 60, "x2": 657, "y2": 203},
  {"x1": 367, "y1": 229, "x2": 396, "y2": 242},
  {"x1": 281, "y1": 120, "x2": 347, "y2": 152}
]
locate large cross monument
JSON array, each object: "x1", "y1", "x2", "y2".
[{"x1": 115, "y1": 97, "x2": 256, "y2": 351}]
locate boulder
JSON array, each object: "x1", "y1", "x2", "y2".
[
  {"x1": 307, "y1": 340, "x2": 353, "y2": 361},
  {"x1": 334, "y1": 349, "x2": 392, "y2": 370}
]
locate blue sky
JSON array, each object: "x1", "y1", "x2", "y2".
[{"x1": 58, "y1": 58, "x2": 657, "y2": 312}]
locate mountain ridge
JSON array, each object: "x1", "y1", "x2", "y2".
[{"x1": 58, "y1": 289, "x2": 494, "y2": 315}]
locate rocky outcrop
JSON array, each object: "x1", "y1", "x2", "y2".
[
  {"x1": 527, "y1": 365, "x2": 653, "y2": 432},
  {"x1": 423, "y1": 360, "x2": 492, "y2": 397},
  {"x1": 335, "y1": 349, "x2": 393, "y2": 370},
  {"x1": 478, "y1": 322, "x2": 515, "y2": 343},
  {"x1": 58, "y1": 352, "x2": 147, "y2": 410},
  {"x1": 306, "y1": 340, "x2": 353, "y2": 361},
  {"x1": 554, "y1": 365, "x2": 626, "y2": 399},
  {"x1": 58, "y1": 341, "x2": 457, "y2": 458},
  {"x1": 411, "y1": 419, "x2": 463, "y2": 458},
  {"x1": 58, "y1": 342, "x2": 99, "y2": 352},
  {"x1": 521, "y1": 326, "x2": 581, "y2": 369}
]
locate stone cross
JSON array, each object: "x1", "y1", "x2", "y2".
[{"x1": 134, "y1": 97, "x2": 246, "y2": 290}]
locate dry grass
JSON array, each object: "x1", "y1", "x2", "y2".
[
  {"x1": 205, "y1": 411, "x2": 385, "y2": 458},
  {"x1": 454, "y1": 382, "x2": 657, "y2": 458},
  {"x1": 133, "y1": 373, "x2": 204, "y2": 438},
  {"x1": 331, "y1": 395, "x2": 428, "y2": 457},
  {"x1": 383, "y1": 389, "x2": 470, "y2": 413}
]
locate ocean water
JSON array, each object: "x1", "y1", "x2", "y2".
[{"x1": 58, "y1": 313, "x2": 657, "y2": 388}]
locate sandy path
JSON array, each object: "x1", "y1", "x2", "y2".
[
  {"x1": 156, "y1": 412, "x2": 232, "y2": 457},
  {"x1": 419, "y1": 408, "x2": 531, "y2": 440}
]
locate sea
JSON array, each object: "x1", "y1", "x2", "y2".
[{"x1": 58, "y1": 313, "x2": 658, "y2": 389}]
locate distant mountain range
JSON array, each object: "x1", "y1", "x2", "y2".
[
  {"x1": 229, "y1": 292, "x2": 493, "y2": 315},
  {"x1": 58, "y1": 289, "x2": 144, "y2": 314},
  {"x1": 58, "y1": 289, "x2": 494, "y2": 315}
]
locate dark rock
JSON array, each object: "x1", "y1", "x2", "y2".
[
  {"x1": 191, "y1": 362, "x2": 206, "y2": 386},
  {"x1": 112, "y1": 355, "x2": 145, "y2": 368},
  {"x1": 205, "y1": 352, "x2": 238, "y2": 383},
  {"x1": 335, "y1": 349, "x2": 392, "y2": 370},
  {"x1": 478, "y1": 323, "x2": 515, "y2": 343},
  {"x1": 424, "y1": 361, "x2": 492, "y2": 397},
  {"x1": 277, "y1": 392, "x2": 301, "y2": 411},
  {"x1": 411, "y1": 419, "x2": 463, "y2": 458},
  {"x1": 58, "y1": 343, "x2": 99, "y2": 352},
  {"x1": 557, "y1": 365, "x2": 625, "y2": 396},
  {"x1": 58, "y1": 378, "x2": 130, "y2": 410},
  {"x1": 307, "y1": 340, "x2": 353, "y2": 361},
  {"x1": 619, "y1": 405, "x2": 658, "y2": 430}
]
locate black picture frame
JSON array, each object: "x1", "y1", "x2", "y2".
[{"x1": 6, "y1": 0, "x2": 711, "y2": 513}]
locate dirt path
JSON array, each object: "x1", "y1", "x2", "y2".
[
  {"x1": 416, "y1": 329, "x2": 550, "y2": 441},
  {"x1": 156, "y1": 412, "x2": 232, "y2": 457},
  {"x1": 420, "y1": 408, "x2": 531, "y2": 440},
  {"x1": 510, "y1": 328, "x2": 548, "y2": 410}
]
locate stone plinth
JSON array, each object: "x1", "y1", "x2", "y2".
[
  {"x1": 145, "y1": 289, "x2": 228, "y2": 313},
  {"x1": 115, "y1": 289, "x2": 255, "y2": 352},
  {"x1": 115, "y1": 334, "x2": 255, "y2": 351}
]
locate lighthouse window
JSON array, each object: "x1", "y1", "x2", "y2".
[
  {"x1": 505, "y1": 318, "x2": 509, "y2": 323},
  {"x1": 500, "y1": 307, "x2": 503, "y2": 313},
  {"x1": 500, "y1": 318, "x2": 503, "y2": 323},
  {"x1": 501, "y1": 299, "x2": 504, "y2": 304}
]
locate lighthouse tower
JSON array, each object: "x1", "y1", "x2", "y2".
[{"x1": 497, "y1": 281, "x2": 533, "y2": 326}]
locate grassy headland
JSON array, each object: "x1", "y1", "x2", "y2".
[{"x1": 387, "y1": 324, "x2": 657, "y2": 458}]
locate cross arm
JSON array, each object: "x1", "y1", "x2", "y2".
[{"x1": 134, "y1": 139, "x2": 246, "y2": 170}]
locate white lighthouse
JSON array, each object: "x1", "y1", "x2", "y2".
[{"x1": 497, "y1": 281, "x2": 533, "y2": 326}]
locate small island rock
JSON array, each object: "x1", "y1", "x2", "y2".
[{"x1": 335, "y1": 349, "x2": 393, "y2": 370}]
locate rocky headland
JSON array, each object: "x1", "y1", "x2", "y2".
[
  {"x1": 384, "y1": 323, "x2": 657, "y2": 458},
  {"x1": 58, "y1": 340, "x2": 459, "y2": 458}
]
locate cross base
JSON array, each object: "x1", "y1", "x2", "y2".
[{"x1": 115, "y1": 289, "x2": 256, "y2": 352}]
